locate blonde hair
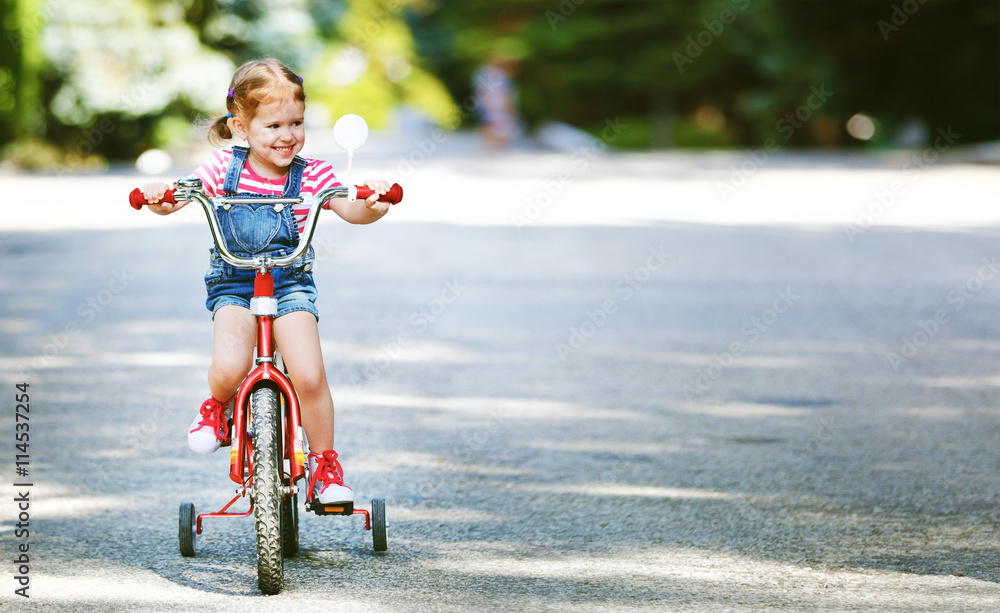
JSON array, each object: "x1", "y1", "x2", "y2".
[{"x1": 208, "y1": 58, "x2": 306, "y2": 147}]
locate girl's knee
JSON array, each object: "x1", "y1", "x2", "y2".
[
  {"x1": 290, "y1": 366, "x2": 328, "y2": 399},
  {"x1": 209, "y1": 359, "x2": 250, "y2": 390}
]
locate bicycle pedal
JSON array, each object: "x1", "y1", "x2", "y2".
[{"x1": 306, "y1": 500, "x2": 354, "y2": 516}]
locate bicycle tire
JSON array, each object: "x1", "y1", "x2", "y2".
[
  {"x1": 251, "y1": 385, "x2": 284, "y2": 594},
  {"x1": 372, "y1": 498, "x2": 387, "y2": 552},
  {"x1": 281, "y1": 491, "x2": 299, "y2": 557},
  {"x1": 179, "y1": 502, "x2": 196, "y2": 557}
]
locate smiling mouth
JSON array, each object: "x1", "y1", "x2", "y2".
[{"x1": 273, "y1": 145, "x2": 294, "y2": 155}]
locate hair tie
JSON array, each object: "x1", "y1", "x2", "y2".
[
  {"x1": 226, "y1": 112, "x2": 233, "y2": 119},
  {"x1": 297, "y1": 75, "x2": 303, "y2": 84},
  {"x1": 227, "y1": 88, "x2": 234, "y2": 98}
]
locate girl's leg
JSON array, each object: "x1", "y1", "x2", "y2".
[
  {"x1": 273, "y1": 311, "x2": 335, "y2": 451},
  {"x1": 275, "y1": 311, "x2": 351, "y2": 503},
  {"x1": 189, "y1": 305, "x2": 256, "y2": 454},
  {"x1": 209, "y1": 305, "x2": 256, "y2": 400}
]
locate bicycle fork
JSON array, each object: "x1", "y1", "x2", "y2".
[{"x1": 229, "y1": 271, "x2": 306, "y2": 489}]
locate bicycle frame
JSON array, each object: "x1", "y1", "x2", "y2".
[
  {"x1": 228, "y1": 272, "x2": 305, "y2": 487},
  {"x1": 197, "y1": 269, "x2": 310, "y2": 532},
  {"x1": 171, "y1": 180, "x2": 372, "y2": 531}
]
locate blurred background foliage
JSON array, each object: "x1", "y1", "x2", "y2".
[{"x1": 0, "y1": 0, "x2": 997, "y2": 168}]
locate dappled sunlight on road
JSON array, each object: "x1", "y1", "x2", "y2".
[
  {"x1": 519, "y1": 440, "x2": 685, "y2": 455},
  {"x1": 420, "y1": 545, "x2": 1000, "y2": 611},
  {"x1": 0, "y1": 351, "x2": 209, "y2": 371},
  {"x1": 349, "y1": 450, "x2": 529, "y2": 477},
  {"x1": 324, "y1": 339, "x2": 485, "y2": 364},
  {"x1": 0, "y1": 481, "x2": 142, "y2": 523},
  {"x1": 917, "y1": 375, "x2": 1000, "y2": 388},
  {"x1": 387, "y1": 506, "x2": 506, "y2": 524},
  {"x1": 512, "y1": 482, "x2": 741, "y2": 500},
  {"x1": 671, "y1": 401, "x2": 813, "y2": 418},
  {"x1": 337, "y1": 388, "x2": 644, "y2": 421}
]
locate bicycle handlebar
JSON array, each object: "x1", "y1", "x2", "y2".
[
  {"x1": 127, "y1": 182, "x2": 402, "y2": 210},
  {"x1": 129, "y1": 187, "x2": 177, "y2": 209},
  {"x1": 356, "y1": 183, "x2": 403, "y2": 205},
  {"x1": 127, "y1": 179, "x2": 403, "y2": 270}
]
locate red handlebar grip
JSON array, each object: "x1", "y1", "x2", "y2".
[
  {"x1": 355, "y1": 183, "x2": 403, "y2": 205},
  {"x1": 129, "y1": 187, "x2": 176, "y2": 210}
]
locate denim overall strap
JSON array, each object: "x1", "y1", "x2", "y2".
[
  {"x1": 223, "y1": 147, "x2": 304, "y2": 197},
  {"x1": 222, "y1": 146, "x2": 250, "y2": 195},
  {"x1": 282, "y1": 156, "x2": 307, "y2": 198}
]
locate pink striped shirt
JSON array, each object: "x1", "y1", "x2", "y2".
[{"x1": 192, "y1": 149, "x2": 342, "y2": 233}]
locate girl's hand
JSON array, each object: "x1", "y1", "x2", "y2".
[
  {"x1": 326, "y1": 178, "x2": 393, "y2": 224},
  {"x1": 143, "y1": 182, "x2": 179, "y2": 215},
  {"x1": 362, "y1": 179, "x2": 392, "y2": 215}
]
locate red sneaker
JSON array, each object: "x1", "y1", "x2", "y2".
[
  {"x1": 188, "y1": 397, "x2": 231, "y2": 455},
  {"x1": 308, "y1": 450, "x2": 354, "y2": 504}
]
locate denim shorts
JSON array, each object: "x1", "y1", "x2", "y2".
[{"x1": 204, "y1": 247, "x2": 319, "y2": 320}]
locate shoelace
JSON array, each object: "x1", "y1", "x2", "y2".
[
  {"x1": 308, "y1": 450, "x2": 346, "y2": 496},
  {"x1": 191, "y1": 397, "x2": 228, "y2": 438}
]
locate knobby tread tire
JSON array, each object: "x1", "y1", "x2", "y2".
[{"x1": 251, "y1": 385, "x2": 284, "y2": 594}]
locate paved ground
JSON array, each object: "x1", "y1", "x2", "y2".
[{"x1": 3, "y1": 132, "x2": 1000, "y2": 611}]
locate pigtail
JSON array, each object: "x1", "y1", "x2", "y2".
[{"x1": 207, "y1": 114, "x2": 234, "y2": 148}]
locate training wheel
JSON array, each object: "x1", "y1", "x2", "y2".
[
  {"x1": 371, "y1": 498, "x2": 387, "y2": 552},
  {"x1": 179, "y1": 502, "x2": 196, "y2": 557}
]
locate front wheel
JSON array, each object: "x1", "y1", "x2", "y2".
[
  {"x1": 372, "y1": 498, "x2": 387, "y2": 552},
  {"x1": 251, "y1": 385, "x2": 284, "y2": 594}
]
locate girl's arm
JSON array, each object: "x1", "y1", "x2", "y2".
[
  {"x1": 142, "y1": 182, "x2": 190, "y2": 215},
  {"x1": 326, "y1": 179, "x2": 392, "y2": 225}
]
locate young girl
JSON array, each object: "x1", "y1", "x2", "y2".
[{"x1": 140, "y1": 58, "x2": 391, "y2": 505}]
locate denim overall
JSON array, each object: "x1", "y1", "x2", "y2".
[{"x1": 204, "y1": 146, "x2": 319, "y2": 319}]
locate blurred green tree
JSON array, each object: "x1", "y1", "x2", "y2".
[
  {"x1": 412, "y1": 0, "x2": 998, "y2": 148},
  {"x1": 44, "y1": 0, "x2": 234, "y2": 155},
  {"x1": 2, "y1": 0, "x2": 456, "y2": 166},
  {"x1": 779, "y1": 0, "x2": 999, "y2": 147},
  {"x1": 3, "y1": 0, "x2": 997, "y2": 165},
  {"x1": 1, "y1": 0, "x2": 51, "y2": 161},
  {"x1": 304, "y1": 0, "x2": 458, "y2": 129},
  {"x1": 411, "y1": 0, "x2": 835, "y2": 148},
  {"x1": 2, "y1": 0, "x2": 236, "y2": 166}
]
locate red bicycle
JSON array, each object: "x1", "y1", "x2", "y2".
[{"x1": 128, "y1": 132, "x2": 402, "y2": 594}]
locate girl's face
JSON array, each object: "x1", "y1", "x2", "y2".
[{"x1": 233, "y1": 98, "x2": 305, "y2": 179}]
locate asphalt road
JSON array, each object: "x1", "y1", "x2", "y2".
[{"x1": 3, "y1": 141, "x2": 1000, "y2": 611}]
